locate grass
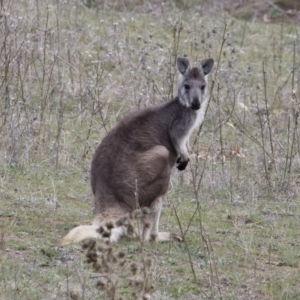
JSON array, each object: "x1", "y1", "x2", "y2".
[{"x1": 1, "y1": 0, "x2": 300, "y2": 299}]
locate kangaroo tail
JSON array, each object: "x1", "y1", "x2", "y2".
[
  {"x1": 58, "y1": 224, "x2": 126, "y2": 246},
  {"x1": 58, "y1": 225, "x2": 100, "y2": 246}
]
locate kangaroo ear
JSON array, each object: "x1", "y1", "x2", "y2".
[
  {"x1": 200, "y1": 58, "x2": 214, "y2": 75},
  {"x1": 177, "y1": 57, "x2": 190, "y2": 75}
]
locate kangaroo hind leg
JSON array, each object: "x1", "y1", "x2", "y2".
[{"x1": 142, "y1": 197, "x2": 182, "y2": 242}]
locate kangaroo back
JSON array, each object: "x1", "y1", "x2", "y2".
[{"x1": 59, "y1": 56, "x2": 214, "y2": 246}]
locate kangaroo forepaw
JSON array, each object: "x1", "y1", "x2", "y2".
[{"x1": 176, "y1": 157, "x2": 189, "y2": 171}]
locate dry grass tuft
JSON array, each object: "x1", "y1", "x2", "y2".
[{"x1": 82, "y1": 210, "x2": 155, "y2": 299}]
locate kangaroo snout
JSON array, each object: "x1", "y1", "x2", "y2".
[{"x1": 191, "y1": 97, "x2": 200, "y2": 110}]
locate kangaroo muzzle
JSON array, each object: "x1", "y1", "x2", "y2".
[{"x1": 191, "y1": 97, "x2": 200, "y2": 110}]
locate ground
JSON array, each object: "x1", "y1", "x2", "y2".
[{"x1": 0, "y1": 0, "x2": 300, "y2": 299}]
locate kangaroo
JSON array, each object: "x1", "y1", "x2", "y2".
[{"x1": 59, "y1": 56, "x2": 214, "y2": 246}]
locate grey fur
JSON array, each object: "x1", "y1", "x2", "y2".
[{"x1": 59, "y1": 56, "x2": 214, "y2": 246}]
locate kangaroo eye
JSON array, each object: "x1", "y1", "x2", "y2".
[
  {"x1": 200, "y1": 85, "x2": 206, "y2": 91},
  {"x1": 184, "y1": 84, "x2": 190, "y2": 90}
]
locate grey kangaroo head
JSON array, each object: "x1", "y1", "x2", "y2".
[{"x1": 177, "y1": 57, "x2": 214, "y2": 110}]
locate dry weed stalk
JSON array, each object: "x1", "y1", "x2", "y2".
[{"x1": 81, "y1": 208, "x2": 155, "y2": 300}]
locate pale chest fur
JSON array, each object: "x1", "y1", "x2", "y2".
[{"x1": 181, "y1": 96, "x2": 209, "y2": 148}]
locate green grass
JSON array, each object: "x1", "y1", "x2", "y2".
[{"x1": 1, "y1": 0, "x2": 300, "y2": 299}]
